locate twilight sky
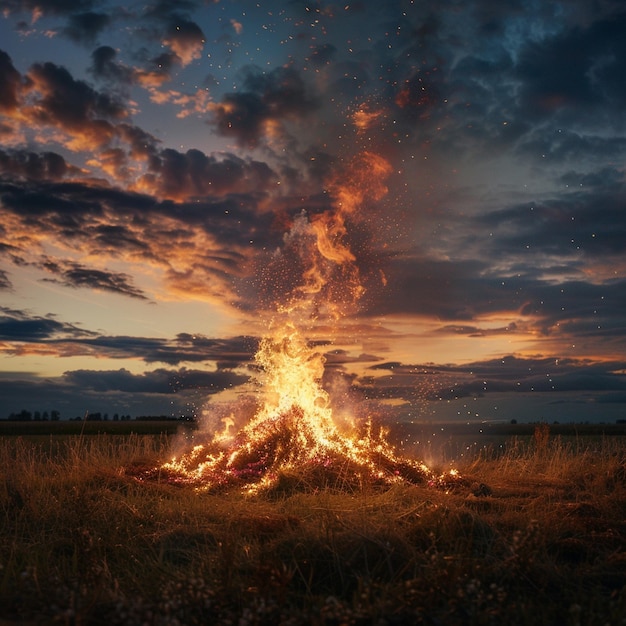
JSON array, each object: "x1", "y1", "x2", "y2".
[{"x1": 1, "y1": 0, "x2": 626, "y2": 423}]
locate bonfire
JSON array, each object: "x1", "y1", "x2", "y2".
[
  {"x1": 137, "y1": 153, "x2": 461, "y2": 494},
  {"x1": 141, "y1": 322, "x2": 460, "y2": 494}
]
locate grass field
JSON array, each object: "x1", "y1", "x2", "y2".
[{"x1": 1, "y1": 422, "x2": 625, "y2": 625}]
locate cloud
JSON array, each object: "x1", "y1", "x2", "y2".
[
  {"x1": 0, "y1": 307, "x2": 94, "y2": 340},
  {"x1": 41, "y1": 261, "x2": 149, "y2": 299},
  {"x1": 162, "y1": 15, "x2": 205, "y2": 66},
  {"x1": 0, "y1": 50, "x2": 21, "y2": 114},
  {"x1": 140, "y1": 148, "x2": 278, "y2": 200},
  {"x1": 89, "y1": 46, "x2": 134, "y2": 85},
  {"x1": 515, "y1": 13, "x2": 626, "y2": 122},
  {"x1": 63, "y1": 366, "x2": 248, "y2": 394},
  {"x1": 209, "y1": 66, "x2": 318, "y2": 147},
  {"x1": 0, "y1": 170, "x2": 283, "y2": 311},
  {"x1": 147, "y1": 87, "x2": 212, "y2": 119},
  {"x1": 63, "y1": 11, "x2": 110, "y2": 44},
  {"x1": 358, "y1": 355, "x2": 626, "y2": 404},
  {"x1": 0, "y1": 148, "x2": 82, "y2": 180},
  {"x1": 476, "y1": 179, "x2": 626, "y2": 268},
  {"x1": 1, "y1": 1, "x2": 97, "y2": 17},
  {"x1": 76, "y1": 334, "x2": 257, "y2": 366},
  {"x1": 134, "y1": 51, "x2": 181, "y2": 88},
  {"x1": 0, "y1": 365, "x2": 248, "y2": 419},
  {"x1": 24, "y1": 60, "x2": 128, "y2": 147},
  {"x1": 3, "y1": 51, "x2": 150, "y2": 159},
  {"x1": 0, "y1": 307, "x2": 258, "y2": 366}
]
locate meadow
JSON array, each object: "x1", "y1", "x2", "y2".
[{"x1": 1, "y1": 421, "x2": 625, "y2": 625}]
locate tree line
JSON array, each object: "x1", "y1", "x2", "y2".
[
  {"x1": 6, "y1": 410, "x2": 133, "y2": 421},
  {"x1": 5, "y1": 410, "x2": 194, "y2": 422}
]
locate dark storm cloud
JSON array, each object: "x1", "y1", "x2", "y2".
[
  {"x1": 144, "y1": 148, "x2": 278, "y2": 199},
  {"x1": 371, "y1": 4, "x2": 626, "y2": 159},
  {"x1": 0, "y1": 316, "x2": 70, "y2": 340},
  {"x1": 360, "y1": 355, "x2": 626, "y2": 403},
  {"x1": 26, "y1": 61, "x2": 128, "y2": 130},
  {"x1": 0, "y1": 308, "x2": 257, "y2": 366},
  {"x1": 0, "y1": 50, "x2": 21, "y2": 113},
  {"x1": 163, "y1": 15, "x2": 205, "y2": 57},
  {"x1": 518, "y1": 279, "x2": 626, "y2": 339},
  {"x1": 0, "y1": 308, "x2": 94, "y2": 340},
  {"x1": 174, "y1": 333, "x2": 257, "y2": 365},
  {"x1": 210, "y1": 66, "x2": 318, "y2": 147},
  {"x1": 41, "y1": 261, "x2": 148, "y2": 300},
  {"x1": 0, "y1": 367, "x2": 247, "y2": 419},
  {"x1": 0, "y1": 179, "x2": 105, "y2": 219},
  {"x1": 78, "y1": 333, "x2": 256, "y2": 365},
  {"x1": 443, "y1": 356, "x2": 626, "y2": 397},
  {"x1": 0, "y1": 50, "x2": 159, "y2": 163},
  {"x1": 363, "y1": 248, "x2": 626, "y2": 356},
  {"x1": 515, "y1": 13, "x2": 626, "y2": 121},
  {"x1": 0, "y1": 154, "x2": 273, "y2": 225},
  {"x1": 63, "y1": 11, "x2": 111, "y2": 45},
  {"x1": 92, "y1": 224, "x2": 151, "y2": 254},
  {"x1": 0, "y1": 148, "x2": 80, "y2": 180},
  {"x1": 360, "y1": 162, "x2": 626, "y2": 343},
  {"x1": 117, "y1": 123, "x2": 160, "y2": 159},
  {"x1": 63, "y1": 366, "x2": 248, "y2": 394},
  {"x1": 479, "y1": 179, "x2": 626, "y2": 260},
  {"x1": 89, "y1": 46, "x2": 134, "y2": 84}
]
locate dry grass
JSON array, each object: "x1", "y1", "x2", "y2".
[{"x1": 1, "y1": 428, "x2": 625, "y2": 625}]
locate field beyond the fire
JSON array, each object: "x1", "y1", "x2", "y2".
[{"x1": 1, "y1": 422, "x2": 625, "y2": 625}]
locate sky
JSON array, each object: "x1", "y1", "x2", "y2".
[{"x1": 1, "y1": 0, "x2": 626, "y2": 424}]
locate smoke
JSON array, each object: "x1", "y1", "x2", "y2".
[
  {"x1": 256, "y1": 151, "x2": 393, "y2": 325},
  {"x1": 170, "y1": 150, "x2": 394, "y2": 464}
]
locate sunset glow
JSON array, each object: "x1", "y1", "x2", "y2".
[{"x1": 1, "y1": 1, "x2": 625, "y2": 424}]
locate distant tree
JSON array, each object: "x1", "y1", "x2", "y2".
[
  {"x1": 8, "y1": 410, "x2": 31, "y2": 421},
  {"x1": 34, "y1": 411, "x2": 41, "y2": 421},
  {"x1": 51, "y1": 410, "x2": 60, "y2": 421},
  {"x1": 113, "y1": 413, "x2": 119, "y2": 421}
]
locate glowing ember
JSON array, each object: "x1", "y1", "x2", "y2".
[
  {"x1": 158, "y1": 322, "x2": 455, "y2": 493},
  {"x1": 146, "y1": 154, "x2": 460, "y2": 494}
]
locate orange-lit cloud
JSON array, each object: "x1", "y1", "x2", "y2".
[
  {"x1": 163, "y1": 18, "x2": 205, "y2": 66},
  {"x1": 148, "y1": 87, "x2": 212, "y2": 118}
]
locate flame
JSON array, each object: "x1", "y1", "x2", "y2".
[
  {"x1": 328, "y1": 151, "x2": 392, "y2": 215},
  {"x1": 159, "y1": 321, "x2": 447, "y2": 494},
  {"x1": 148, "y1": 152, "x2": 460, "y2": 494}
]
